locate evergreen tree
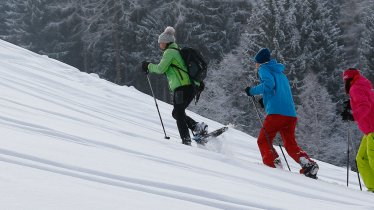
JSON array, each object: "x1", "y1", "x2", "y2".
[
  {"x1": 0, "y1": 2, "x2": 9, "y2": 39},
  {"x1": 39, "y1": 0, "x2": 86, "y2": 70},
  {"x1": 294, "y1": 0, "x2": 344, "y2": 97},
  {"x1": 297, "y1": 73, "x2": 345, "y2": 163},
  {"x1": 247, "y1": 0, "x2": 344, "y2": 99},
  {"x1": 190, "y1": 35, "x2": 263, "y2": 137},
  {"x1": 247, "y1": 0, "x2": 301, "y2": 88},
  {"x1": 4, "y1": 0, "x2": 28, "y2": 46},
  {"x1": 5, "y1": 0, "x2": 49, "y2": 51},
  {"x1": 360, "y1": 4, "x2": 374, "y2": 81},
  {"x1": 339, "y1": 0, "x2": 365, "y2": 68},
  {"x1": 77, "y1": 0, "x2": 142, "y2": 84}
]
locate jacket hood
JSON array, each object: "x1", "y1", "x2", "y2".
[
  {"x1": 353, "y1": 75, "x2": 373, "y2": 90},
  {"x1": 261, "y1": 59, "x2": 285, "y2": 74}
]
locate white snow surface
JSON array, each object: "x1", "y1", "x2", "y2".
[{"x1": 0, "y1": 39, "x2": 372, "y2": 210}]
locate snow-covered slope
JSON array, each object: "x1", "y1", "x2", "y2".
[{"x1": 0, "y1": 39, "x2": 372, "y2": 210}]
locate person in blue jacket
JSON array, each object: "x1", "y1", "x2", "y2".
[{"x1": 245, "y1": 48, "x2": 319, "y2": 178}]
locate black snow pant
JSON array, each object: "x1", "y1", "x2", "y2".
[{"x1": 172, "y1": 85, "x2": 197, "y2": 142}]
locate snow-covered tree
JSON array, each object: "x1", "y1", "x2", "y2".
[
  {"x1": 246, "y1": 0, "x2": 303, "y2": 91},
  {"x1": 190, "y1": 34, "x2": 264, "y2": 137},
  {"x1": 0, "y1": 2, "x2": 9, "y2": 39},
  {"x1": 3, "y1": 0, "x2": 27, "y2": 46},
  {"x1": 338, "y1": 0, "x2": 365, "y2": 67},
  {"x1": 360, "y1": 4, "x2": 374, "y2": 81},
  {"x1": 36, "y1": 1, "x2": 86, "y2": 71},
  {"x1": 5, "y1": 0, "x2": 50, "y2": 51},
  {"x1": 297, "y1": 73, "x2": 345, "y2": 163},
  {"x1": 247, "y1": 0, "x2": 344, "y2": 100},
  {"x1": 294, "y1": 0, "x2": 344, "y2": 97}
]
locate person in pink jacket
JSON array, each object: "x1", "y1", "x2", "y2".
[{"x1": 342, "y1": 68, "x2": 374, "y2": 192}]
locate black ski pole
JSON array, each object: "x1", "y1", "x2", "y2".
[
  {"x1": 355, "y1": 160, "x2": 362, "y2": 191},
  {"x1": 347, "y1": 127, "x2": 362, "y2": 191},
  {"x1": 146, "y1": 74, "x2": 170, "y2": 139},
  {"x1": 250, "y1": 96, "x2": 291, "y2": 171},
  {"x1": 347, "y1": 129, "x2": 350, "y2": 187}
]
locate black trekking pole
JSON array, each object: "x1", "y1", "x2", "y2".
[
  {"x1": 346, "y1": 129, "x2": 350, "y2": 187},
  {"x1": 355, "y1": 161, "x2": 363, "y2": 191},
  {"x1": 250, "y1": 96, "x2": 291, "y2": 171},
  {"x1": 146, "y1": 74, "x2": 170, "y2": 139},
  {"x1": 347, "y1": 128, "x2": 362, "y2": 191}
]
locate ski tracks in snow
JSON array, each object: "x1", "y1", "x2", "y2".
[{"x1": 0, "y1": 149, "x2": 272, "y2": 210}]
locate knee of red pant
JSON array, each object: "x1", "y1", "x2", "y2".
[
  {"x1": 257, "y1": 135, "x2": 268, "y2": 146},
  {"x1": 257, "y1": 138, "x2": 269, "y2": 155}
]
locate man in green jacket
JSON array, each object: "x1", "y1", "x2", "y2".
[{"x1": 142, "y1": 26, "x2": 207, "y2": 145}]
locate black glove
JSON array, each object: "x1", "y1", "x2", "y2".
[
  {"x1": 141, "y1": 61, "x2": 150, "y2": 74},
  {"x1": 341, "y1": 100, "x2": 354, "y2": 121},
  {"x1": 258, "y1": 97, "x2": 264, "y2": 108},
  {"x1": 245, "y1": 86, "x2": 252, "y2": 96},
  {"x1": 343, "y1": 100, "x2": 351, "y2": 111},
  {"x1": 341, "y1": 109, "x2": 354, "y2": 121}
]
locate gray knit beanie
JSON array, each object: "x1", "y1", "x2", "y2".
[{"x1": 158, "y1": 26, "x2": 176, "y2": 43}]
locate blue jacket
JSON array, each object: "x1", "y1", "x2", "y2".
[{"x1": 249, "y1": 59, "x2": 297, "y2": 117}]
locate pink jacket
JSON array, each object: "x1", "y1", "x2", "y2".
[{"x1": 349, "y1": 75, "x2": 374, "y2": 135}]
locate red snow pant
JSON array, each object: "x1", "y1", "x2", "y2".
[{"x1": 258, "y1": 114, "x2": 309, "y2": 168}]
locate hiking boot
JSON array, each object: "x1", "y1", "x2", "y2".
[
  {"x1": 182, "y1": 137, "x2": 191, "y2": 146},
  {"x1": 193, "y1": 122, "x2": 208, "y2": 136},
  {"x1": 299, "y1": 157, "x2": 319, "y2": 179},
  {"x1": 274, "y1": 158, "x2": 283, "y2": 169}
]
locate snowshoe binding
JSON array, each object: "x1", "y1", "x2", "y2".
[
  {"x1": 299, "y1": 157, "x2": 319, "y2": 179},
  {"x1": 192, "y1": 122, "x2": 209, "y2": 145},
  {"x1": 274, "y1": 158, "x2": 284, "y2": 169}
]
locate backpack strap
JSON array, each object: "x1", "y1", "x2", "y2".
[{"x1": 169, "y1": 47, "x2": 190, "y2": 80}]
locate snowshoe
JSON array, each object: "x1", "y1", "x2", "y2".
[
  {"x1": 193, "y1": 127, "x2": 228, "y2": 145},
  {"x1": 299, "y1": 157, "x2": 319, "y2": 179}
]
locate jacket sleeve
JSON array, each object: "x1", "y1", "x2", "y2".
[
  {"x1": 250, "y1": 67, "x2": 275, "y2": 96},
  {"x1": 350, "y1": 88, "x2": 372, "y2": 123},
  {"x1": 148, "y1": 49, "x2": 174, "y2": 74}
]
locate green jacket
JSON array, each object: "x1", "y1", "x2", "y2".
[{"x1": 148, "y1": 43, "x2": 191, "y2": 91}]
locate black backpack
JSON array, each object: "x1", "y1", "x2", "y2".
[{"x1": 171, "y1": 47, "x2": 207, "y2": 104}]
